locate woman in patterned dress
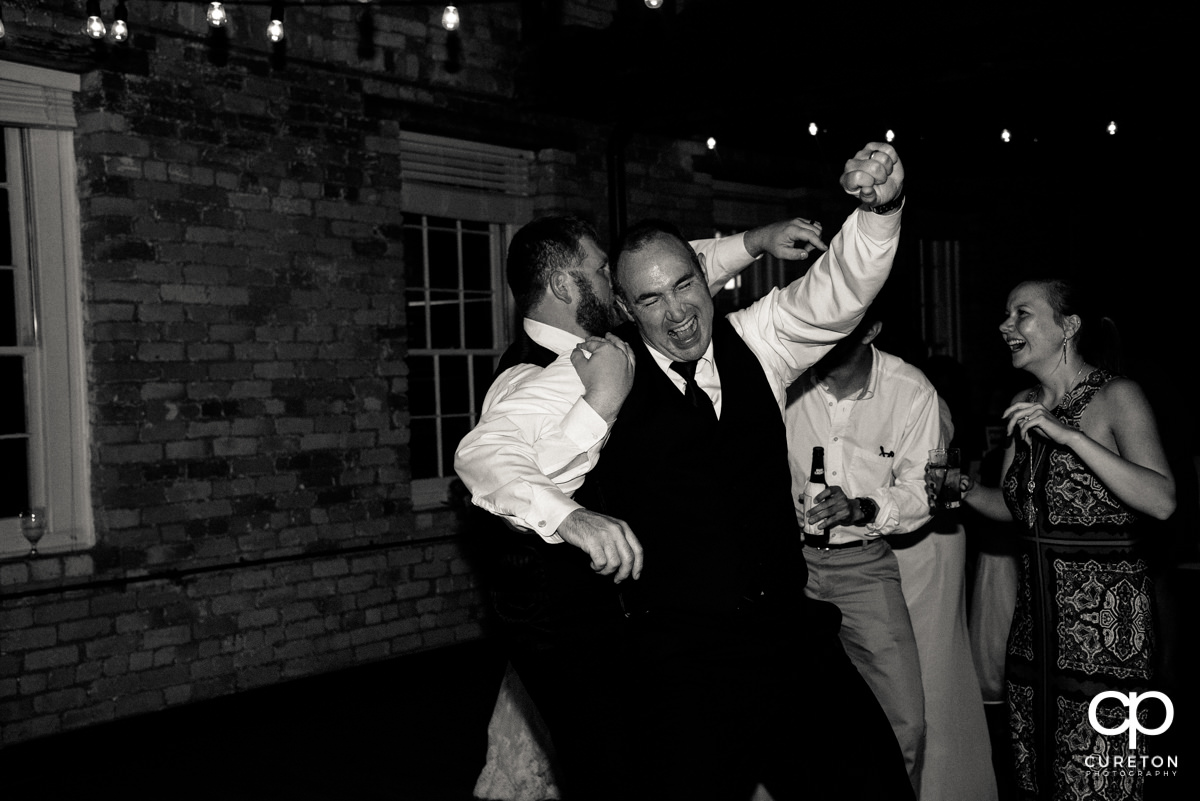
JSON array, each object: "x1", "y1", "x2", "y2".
[{"x1": 957, "y1": 279, "x2": 1175, "y2": 800}]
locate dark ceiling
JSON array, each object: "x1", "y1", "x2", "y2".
[{"x1": 518, "y1": 2, "x2": 1177, "y2": 179}]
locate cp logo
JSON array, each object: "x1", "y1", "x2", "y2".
[{"x1": 1088, "y1": 691, "x2": 1174, "y2": 749}]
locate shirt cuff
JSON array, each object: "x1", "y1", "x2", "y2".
[
  {"x1": 526, "y1": 488, "x2": 581, "y2": 545},
  {"x1": 857, "y1": 200, "x2": 904, "y2": 242},
  {"x1": 561, "y1": 396, "x2": 610, "y2": 449},
  {"x1": 863, "y1": 491, "x2": 898, "y2": 536}
]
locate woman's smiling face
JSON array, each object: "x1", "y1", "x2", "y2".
[{"x1": 999, "y1": 281, "x2": 1065, "y2": 371}]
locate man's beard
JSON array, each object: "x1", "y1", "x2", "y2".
[{"x1": 571, "y1": 273, "x2": 619, "y2": 337}]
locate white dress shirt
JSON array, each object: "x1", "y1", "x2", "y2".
[
  {"x1": 457, "y1": 208, "x2": 903, "y2": 541},
  {"x1": 454, "y1": 233, "x2": 762, "y2": 541},
  {"x1": 648, "y1": 206, "x2": 904, "y2": 417},
  {"x1": 784, "y1": 345, "x2": 941, "y2": 544}
]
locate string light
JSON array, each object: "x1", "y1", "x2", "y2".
[
  {"x1": 645, "y1": 0, "x2": 664, "y2": 8},
  {"x1": 207, "y1": 2, "x2": 228, "y2": 27},
  {"x1": 1107, "y1": 120, "x2": 1117, "y2": 135},
  {"x1": 1001, "y1": 128, "x2": 1011, "y2": 143},
  {"x1": 885, "y1": 129, "x2": 895, "y2": 143},
  {"x1": 84, "y1": 0, "x2": 107, "y2": 39},
  {"x1": 267, "y1": 2, "x2": 285, "y2": 42},
  {"x1": 808, "y1": 122, "x2": 818, "y2": 136},
  {"x1": 706, "y1": 136, "x2": 717, "y2": 150},
  {"x1": 110, "y1": 1, "x2": 130, "y2": 42},
  {"x1": 441, "y1": 5, "x2": 459, "y2": 31}
]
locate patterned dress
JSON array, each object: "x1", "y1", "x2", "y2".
[{"x1": 1001, "y1": 369, "x2": 1158, "y2": 800}]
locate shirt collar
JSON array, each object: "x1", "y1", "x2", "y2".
[
  {"x1": 645, "y1": 336, "x2": 716, "y2": 378},
  {"x1": 523, "y1": 318, "x2": 585, "y2": 357}
]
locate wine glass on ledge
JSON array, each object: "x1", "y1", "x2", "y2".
[{"x1": 19, "y1": 508, "x2": 46, "y2": 557}]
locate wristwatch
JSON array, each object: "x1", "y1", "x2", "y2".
[
  {"x1": 869, "y1": 189, "x2": 905, "y2": 215},
  {"x1": 855, "y1": 497, "x2": 879, "y2": 526}
]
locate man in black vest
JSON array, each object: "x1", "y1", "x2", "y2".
[
  {"x1": 456, "y1": 213, "x2": 826, "y2": 799},
  {"x1": 571, "y1": 142, "x2": 914, "y2": 799}
]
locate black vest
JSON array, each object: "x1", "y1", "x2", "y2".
[{"x1": 575, "y1": 318, "x2": 806, "y2": 614}]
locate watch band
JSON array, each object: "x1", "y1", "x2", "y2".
[
  {"x1": 856, "y1": 497, "x2": 879, "y2": 526},
  {"x1": 869, "y1": 189, "x2": 905, "y2": 215}
]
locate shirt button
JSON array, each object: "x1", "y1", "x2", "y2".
[
  {"x1": 831, "y1": 471, "x2": 838, "y2": 476},
  {"x1": 833, "y1": 437, "x2": 838, "y2": 442},
  {"x1": 537, "y1": 521, "x2": 546, "y2": 528}
]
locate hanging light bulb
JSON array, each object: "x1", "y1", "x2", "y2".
[
  {"x1": 1001, "y1": 129, "x2": 1012, "y2": 143},
  {"x1": 84, "y1": 0, "x2": 107, "y2": 39},
  {"x1": 110, "y1": 1, "x2": 129, "y2": 42},
  {"x1": 808, "y1": 122, "x2": 818, "y2": 137},
  {"x1": 645, "y1": 0, "x2": 665, "y2": 8},
  {"x1": 442, "y1": 6, "x2": 460, "y2": 32},
  {"x1": 267, "y1": 3, "x2": 285, "y2": 43},
  {"x1": 207, "y1": 1, "x2": 228, "y2": 28},
  {"x1": 706, "y1": 137, "x2": 717, "y2": 150},
  {"x1": 1107, "y1": 120, "x2": 1117, "y2": 136},
  {"x1": 885, "y1": 129, "x2": 895, "y2": 143}
]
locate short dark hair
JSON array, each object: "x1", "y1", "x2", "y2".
[
  {"x1": 506, "y1": 215, "x2": 600, "y2": 316},
  {"x1": 613, "y1": 218, "x2": 702, "y2": 301}
]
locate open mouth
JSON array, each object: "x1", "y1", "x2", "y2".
[
  {"x1": 1004, "y1": 337, "x2": 1026, "y2": 354},
  {"x1": 668, "y1": 316, "x2": 700, "y2": 344}
]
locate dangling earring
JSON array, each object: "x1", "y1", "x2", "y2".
[{"x1": 1062, "y1": 335, "x2": 1068, "y2": 363}]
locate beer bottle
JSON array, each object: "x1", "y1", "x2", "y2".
[{"x1": 802, "y1": 446, "x2": 829, "y2": 548}]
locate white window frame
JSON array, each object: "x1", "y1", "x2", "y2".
[
  {"x1": 0, "y1": 63, "x2": 93, "y2": 559},
  {"x1": 399, "y1": 133, "x2": 533, "y2": 510}
]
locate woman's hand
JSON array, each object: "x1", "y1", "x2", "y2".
[{"x1": 1003, "y1": 401, "x2": 1076, "y2": 447}]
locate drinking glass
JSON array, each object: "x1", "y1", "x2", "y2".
[
  {"x1": 20, "y1": 508, "x2": 47, "y2": 556},
  {"x1": 928, "y1": 449, "x2": 961, "y2": 510}
]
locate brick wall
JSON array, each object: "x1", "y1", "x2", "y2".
[{"x1": 0, "y1": 0, "x2": 742, "y2": 746}]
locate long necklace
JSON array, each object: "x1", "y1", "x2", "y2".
[
  {"x1": 1023, "y1": 441, "x2": 1047, "y2": 528},
  {"x1": 1023, "y1": 363, "x2": 1090, "y2": 527}
]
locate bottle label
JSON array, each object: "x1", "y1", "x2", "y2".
[{"x1": 802, "y1": 483, "x2": 824, "y2": 536}]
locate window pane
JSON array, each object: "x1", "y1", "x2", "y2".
[
  {"x1": 0, "y1": 355, "x2": 26, "y2": 435},
  {"x1": 409, "y1": 418, "x2": 438, "y2": 480},
  {"x1": 0, "y1": 440, "x2": 29, "y2": 517},
  {"x1": 403, "y1": 224, "x2": 425, "y2": 289},
  {"x1": 441, "y1": 415, "x2": 471, "y2": 482},
  {"x1": 0, "y1": 270, "x2": 15, "y2": 346},
  {"x1": 406, "y1": 289, "x2": 428, "y2": 350},
  {"x1": 473, "y1": 353, "x2": 497, "y2": 416},
  {"x1": 427, "y1": 227, "x2": 459, "y2": 290},
  {"x1": 461, "y1": 219, "x2": 488, "y2": 233},
  {"x1": 463, "y1": 295, "x2": 494, "y2": 350},
  {"x1": 0, "y1": 189, "x2": 12, "y2": 266},
  {"x1": 429, "y1": 290, "x2": 461, "y2": 349},
  {"x1": 462, "y1": 229, "x2": 491, "y2": 291},
  {"x1": 408, "y1": 355, "x2": 436, "y2": 416},
  {"x1": 439, "y1": 354, "x2": 469, "y2": 415}
]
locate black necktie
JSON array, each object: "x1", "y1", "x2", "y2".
[{"x1": 670, "y1": 360, "x2": 717, "y2": 424}]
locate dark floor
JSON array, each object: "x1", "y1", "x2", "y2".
[{"x1": 0, "y1": 639, "x2": 509, "y2": 801}]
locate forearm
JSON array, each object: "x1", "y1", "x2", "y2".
[
  {"x1": 731, "y1": 208, "x2": 901, "y2": 388},
  {"x1": 864, "y1": 482, "x2": 933, "y2": 536},
  {"x1": 1062, "y1": 430, "x2": 1176, "y2": 520},
  {"x1": 691, "y1": 233, "x2": 754, "y2": 295},
  {"x1": 454, "y1": 396, "x2": 608, "y2": 539},
  {"x1": 964, "y1": 484, "x2": 1013, "y2": 522}
]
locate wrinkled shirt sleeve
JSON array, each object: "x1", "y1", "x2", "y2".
[
  {"x1": 729, "y1": 207, "x2": 902, "y2": 406},
  {"x1": 453, "y1": 360, "x2": 609, "y2": 543}
]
